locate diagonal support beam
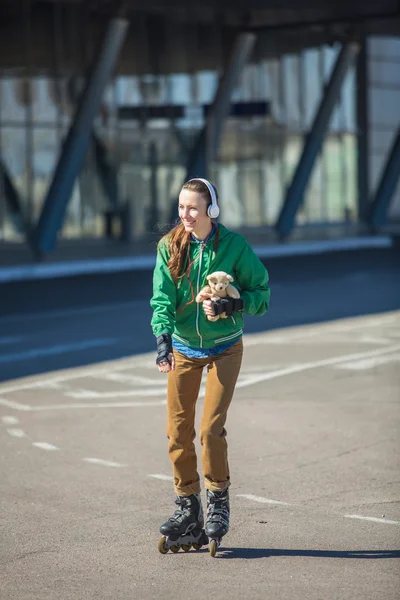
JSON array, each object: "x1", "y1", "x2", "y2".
[
  {"x1": 206, "y1": 32, "x2": 257, "y2": 166},
  {"x1": 0, "y1": 157, "x2": 25, "y2": 235},
  {"x1": 367, "y1": 127, "x2": 400, "y2": 230},
  {"x1": 93, "y1": 132, "x2": 119, "y2": 209},
  {"x1": 169, "y1": 33, "x2": 256, "y2": 222},
  {"x1": 187, "y1": 32, "x2": 257, "y2": 181},
  {"x1": 275, "y1": 42, "x2": 360, "y2": 239},
  {"x1": 34, "y1": 16, "x2": 129, "y2": 256}
]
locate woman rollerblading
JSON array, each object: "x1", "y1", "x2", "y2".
[
  {"x1": 158, "y1": 493, "x2": 208, "y2": 553},
  {"x1": 151, "y1": 178, "x2": 270, "y2": 556},
  {"x1": 205, "y1": 489, "x2": 230, "y2": 557}
]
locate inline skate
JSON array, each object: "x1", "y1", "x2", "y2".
[
  {"x1": 205, "y1": 488, "x2": 230, "y2": 557},
  {"x1": 158, "y1": 493, "x2": 208, "y2": 554}
]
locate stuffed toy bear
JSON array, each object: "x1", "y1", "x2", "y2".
[{"x1": 196, "y1": 271, "x2": 241, "y2": 321}]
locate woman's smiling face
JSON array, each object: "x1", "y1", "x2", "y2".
[{"x1": 178, "y1": 188, "x2": 211, "y2": 239}]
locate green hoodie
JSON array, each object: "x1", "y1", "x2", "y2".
[{"x1": 150, "y1": 224, "x2": 270, "y2": 349}]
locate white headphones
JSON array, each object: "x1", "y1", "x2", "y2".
[{"x1": 188, "y1": 178, "x2": 220, "y2": 219}]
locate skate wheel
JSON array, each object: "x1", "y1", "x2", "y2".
[
  {"x1": 181, "y1": 544, "x2": 191, "y2": 552},
  {"x1": 158, "y1": 536, "x2": 169, "y2": 554},
  {"x1": 192, "y1": 543, "x2": 202, "y2": 551},
  {"x1": 170, "y1": 545, "x2": 180, "y2": 553},
  {"x1": 209, "y1": 539, "x2": 217, "y2": 557}
]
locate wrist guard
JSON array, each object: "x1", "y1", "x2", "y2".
[
  {"x1": 211, "y1": 297, "x2": 244, "y2": 317},
  {"x1": 156, "y1": 333, "x2": 173, "y2": 364}
]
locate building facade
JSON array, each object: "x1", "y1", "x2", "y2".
[{"x1": 0, "y1": 33, "x2": 399, "y2": 245}]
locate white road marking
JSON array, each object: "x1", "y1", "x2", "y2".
[
  {"x1": 235, "y1": 345, "x2": 400, "y2": 389},
  {"x1": 98, "y1": 372, "x2": 162, "y2": 385},
  {"x1": 237, "y1": 494, "x2": 291, "y2": 506},
  {"x1": 0, "y1": 398, "x2": 32, "y2": 411},
  {"x1": 244, "y1": 314, "x2": 399, "y2": 346},
  {"x1": 0, "y1": 338, "x2": 118, "y2": 364},
  {"x1": 237, "y1": 495, "x2": 400, "y2": 526},
  {"x1": 1, "y1": 416, "x2": 19, "y2": 425},
  {"x1": 0, "y1": 361, "x2": 154, "y2": 395},
  {"x1": 345, "y1": 514, "x2": 400, "y2": 525},
  {"x1": 148, "y1": 474, "x2": 174, "y2": 482},
  {"x1": 32, "y1": 442, "x2": 59, "y2": 451},
  {"x1": 356, "y1": 335, "x2": 393, "y2": 345},
  {"x1": 0, "y1": 314, "x2": 398, "y2": 394},
  {"x1": 83, "y1": 458, "x2": 127, "y2": 468},
  {"x1": 7, "y1": 428, "x2": 26, "y2": 438},
  {"x1": 335, "y1": 353, "x2": 400, "y2": 370},
  {"x1": 66, "y1": 386, "x2": 166, "y2": 399},
  {"x1": 28, "y1": 400, "x2": 167, "y2": 411}
]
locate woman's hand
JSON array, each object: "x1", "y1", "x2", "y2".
[
  {"x1": 156, "y1": 333, "x2": 175, "y2": 373},
  {"x1": 200, "y1": 292, "x2": 219, "y2": 319},
  {"x1": 157, "y1": 353, "x2": 176, "y2": 373},
  {"x1": 202, "y1": 299, "x2": 216, "y2": 319}
]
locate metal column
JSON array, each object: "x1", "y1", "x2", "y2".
[
  {"x1": 34, "y1": 16, "x2": 129, "y2": 256},
  {"x1": 367, "y1": 126, "x2": 400, "y2": 230},
  {"x1": 275, "y1": 42, "x2": 360, "y2": 239},
  {"x1": 93, "y1": 132, "x2": 119, "y2": 209},
  {"x1": 0, "y1": 158, "x2": 25, "y2": 235},
  {"x1": 206, "y1": 33, "x2": 256, "y2": 166},
  {"x1": 168, "y1": 32, "x2": 256, "y2": 222},
  {"x1": 187, "y1": 32, "x2": 256, "y2": 181},
  {"x1": 356, "y1": 35, "x2": 369, "y2": 225}
]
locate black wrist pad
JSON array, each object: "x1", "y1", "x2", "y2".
[
  {"x1": 156, "y1": 333, "x2": 173, "y2": 364},
  {"x1": 211, "y1": 297, "x2": 243, "y2": 316}
]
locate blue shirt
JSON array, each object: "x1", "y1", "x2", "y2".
[{"x1": 172, "y1": 337, "x2": 241, "y2": 359}]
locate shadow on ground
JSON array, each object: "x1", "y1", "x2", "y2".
[{"x1": 215, "y1": 548, "x2": 400, "y2": 559}]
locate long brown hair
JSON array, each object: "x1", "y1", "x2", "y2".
[{"x1": 159, "y1": 179, "x2": 220, "y2": 284}]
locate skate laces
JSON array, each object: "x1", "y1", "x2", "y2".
[
  {"x1": 168, "y1": 496, "x2": 193, "y2": 524},
  {"x1": 207, "y1": 491, "x2": 229, "y2": 525}
]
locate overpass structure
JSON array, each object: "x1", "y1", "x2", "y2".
[{"x1": 0, "y1": 0, "x2": 399, "y2": 263}]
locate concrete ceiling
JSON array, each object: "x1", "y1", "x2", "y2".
[{"x1": 0, "y1": 0, "x2": 399, "y2": 74}]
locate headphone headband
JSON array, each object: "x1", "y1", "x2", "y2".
[{"x1": 187, "y1": 178, "x2": 220, "y2": 218}]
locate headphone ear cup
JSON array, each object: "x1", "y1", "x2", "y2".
[{"x1": 208, "y1": 204, "x2": 220, "y2": 219}]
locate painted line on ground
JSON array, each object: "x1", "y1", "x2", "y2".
[
  {"x1": 99, "y1": 372, "x2": 164, "y2": 385},
  {"x1": 0, "y1": 313, "x2": 398, "y2": 396},
  {"x1": 235, "y1": 345, "x2": 400, "y2": 389},
  {"x1": 0, "y1": 398, "x2": 32, "y2": 411},
  {"x1": 335, "y1": 352, "x2": 400, "y2": 371},
  {"x1": 27, "y1": 400, "x2": 167, "y2": 411},
  {"x1": 66, "y1": 386, "x2": 166, "y2": 399},
  {"x1": 148, "y1": 474, "x2": 174, "y2": 482},
  {"x1": 344, "y1": 514, "x2": 400, "y2": 525},
  {"x1": 1, "y1": 415, "x2": 19, "y2": 425},
  {"x1": 6, "y1": 428, "x2": 26, "y2": 438},
  {"x1": 244, "y1": 314, "x2": 399, "y2": 346},
  {"x1": 0, "y1": 360, "x2": 155, "y2": 395},
  {"x1": 0, "y1": 338, "x2": 118, "y2": 364},
  {"x1": 237, "y1": 494, "x2": 400, "y2": 526},
  {"x1": 83, "y1": 457, "x2": 127, "y2": 468},
  {"x1": 237, "y1": 494, "x2": 291, "y2": 506},
  {"x1": 2, "y1": 345, "x2": 399, "y2": 410},
  {"x1": 32, "y1": 442, "x2": 59, "y2": 451}
]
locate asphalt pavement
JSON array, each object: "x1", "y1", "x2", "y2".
[{"x1": 0, "y1": 246, "x2": 399, "y2": 599}]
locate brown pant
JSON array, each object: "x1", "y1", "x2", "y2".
[{"x1": 166, "y1": 338, "x2": 243, "y2": 496}]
